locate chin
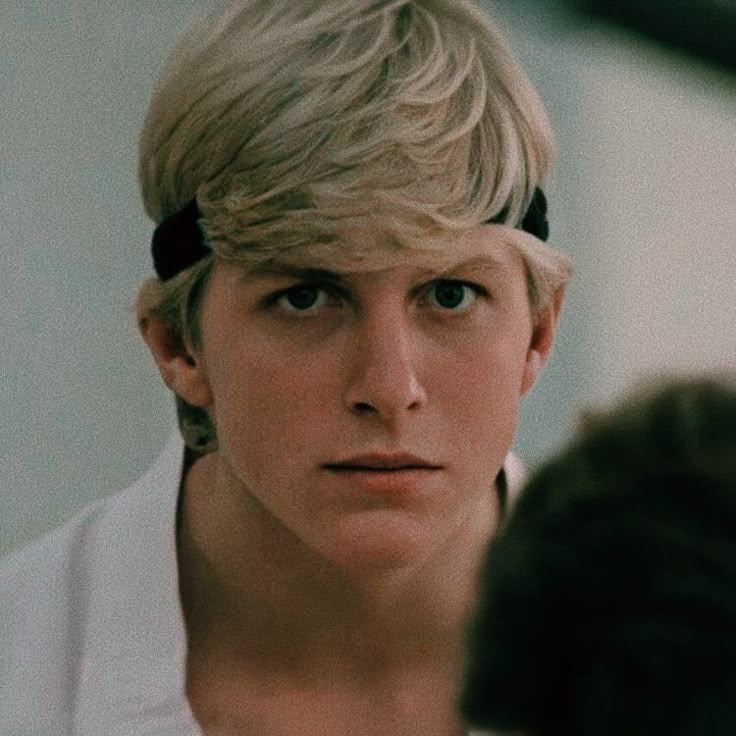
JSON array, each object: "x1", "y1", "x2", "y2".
[{"x1": 320, "y1": 514, "x2": 439, "y2": 577}]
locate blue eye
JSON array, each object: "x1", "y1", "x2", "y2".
[{"x1": 430, "y1": 280, "x2": 477, "y2": 310}]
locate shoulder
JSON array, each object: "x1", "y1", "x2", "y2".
[
  {"x1": 0, "y1": 433, "x2": 182, "y2": 612},
  {"x1": 0, "y1": 435, "x2": 185, "y2": 731},
  {"x1": 0, "y1": 497, "x2": 110, "y2": 729},
  {"x1": 0, "y1": 497, "x2": 111, "y2": 656}
]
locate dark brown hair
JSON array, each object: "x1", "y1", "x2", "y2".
[{"x1": 462, "y1": 376, "x2": 736, "y2": 736}]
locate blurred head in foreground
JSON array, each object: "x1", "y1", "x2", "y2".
[{"x1": 462, "y1": 376, "x2": 736, "y2": 736}]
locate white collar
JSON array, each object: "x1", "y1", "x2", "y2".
[{"x1": 74, "y1": 434, "x2": 201, "y2": 733}]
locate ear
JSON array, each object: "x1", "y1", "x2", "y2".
[
  {"x1": 521, "y1": 286, "x2": 565, "y2": 396},
  {"x1": 139, "y1": 316, "x2": 213, "y2": 409}
]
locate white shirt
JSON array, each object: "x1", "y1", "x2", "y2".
[{"x1": 0, "y1": 436, "x2": 522, "y2": 735}]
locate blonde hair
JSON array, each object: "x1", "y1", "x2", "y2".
[{"x1": 136, "y1": 0, "x2": 572, "y2": 449}]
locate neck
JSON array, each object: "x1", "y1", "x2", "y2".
[{"x1": 177, "y1": 450, "x2": 497, "y2": 681}]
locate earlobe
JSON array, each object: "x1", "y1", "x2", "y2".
[
  {"x1": 521, "y1": 287, "x2": 565, "y2": 396},
  {"x1": 139, "y1": 317, "x2": 213, "y2": 409}
]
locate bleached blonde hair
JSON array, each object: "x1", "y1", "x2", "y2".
[{"x1": 136, "y1": 0, "x2": 572, "y2": 449}]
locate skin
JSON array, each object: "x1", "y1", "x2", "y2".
[{"x1": 143, "y1": 223, "x2": 562, "y2": 735}]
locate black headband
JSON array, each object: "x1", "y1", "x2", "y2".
[{"x1": 151, "y1": 188, "x2": 549, "y2": 281}]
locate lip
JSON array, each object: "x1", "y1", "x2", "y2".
[
  {"x1": 322, "y1": 455, "x2": 442, "y2": 498},
  {"x1": 322, "y1": 453, "x2": 442, "y2": 471}
]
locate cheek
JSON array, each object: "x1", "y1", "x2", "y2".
[
  {"x1": 437, "y1": 333, "x2": 530, "y2": 462},
  {"x1": 205, "y1": 340, "x2": 337, "y2": 465},
  {"x1": 208, "y1": 382, "x2": 310, "y2": 502}
]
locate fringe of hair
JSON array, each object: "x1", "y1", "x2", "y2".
[{"x1": 136, "y1": 0, "x2": 569, "y2": 450}]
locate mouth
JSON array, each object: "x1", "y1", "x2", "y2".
[
  {"x1": 322, "y1": 454, "x2": 443, "y2": 497},
  {"x1": 323, "y1": 453, "x2": 442, "y2": 472}
]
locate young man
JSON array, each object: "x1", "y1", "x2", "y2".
[{"x1": 0, "y1": 2, "x2": 570, "y2": 733}]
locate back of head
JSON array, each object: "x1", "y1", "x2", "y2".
[{"x1": 462, "y1": 376, "x2": 736, "y2": 736}]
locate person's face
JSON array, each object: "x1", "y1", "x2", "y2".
[{"x1": 176, "y1": 225, "x2": 558, "y2": 573}]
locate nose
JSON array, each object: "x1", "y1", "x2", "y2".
[{"x1": 342, "y1": 307, "x2": 428, "y2": 421}]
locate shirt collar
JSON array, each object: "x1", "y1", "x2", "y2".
[{"x1": 74, "y1": 434, "x2": 201, "y2": 733}]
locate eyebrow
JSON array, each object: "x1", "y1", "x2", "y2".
[
  {"x1": 242, "y1": 262, "x2": 346, "y2": 283},
  {"x1": 241, "y1": 253, "x2": 509, "y2": 283},
  {"x1": 434, "y1": 254, "x2": 509, "y2": 277}
]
